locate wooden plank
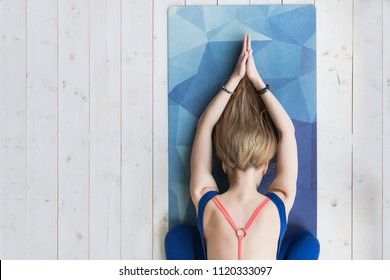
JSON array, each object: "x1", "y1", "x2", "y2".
[
  {"x1": 121, "y1": 0, "x2": 153, "y2": 259},
  {"x1": 218, "y1": 0, "x2": 250, "y2": 5},
  {"x1": 153, "y1": 0, "x2": 185, "y2": 260},
  {"x1": 353, "y1": 0, "x2": 383, "y2": 259},
  {"x1": 57, "y1": 0, "x2": 90, "y2": 259},
  {"x1": 0, "y1": 0, "x2": 27, "y2": 259},
  {"x1": 90, "y1": 0, "x2": 121, "y2": 259},
  {"x1": 283, "y1": 0, "x2": 314, "y2": 4},
  {"x1": 186, "y1": 0, "x2": 217, "y2": 5},
  {"x1": 251, "y1": 0, "x2": 282, "y2": 4},
  {"x1": 383, "y1": 0, "x2": 390, "y2": 260},
  {"x1": 316, "y1": 0, "x2": 353, "y2": 259},
  {"x1": 26, "y1": 0, "x2": 58, "y2": 259}
]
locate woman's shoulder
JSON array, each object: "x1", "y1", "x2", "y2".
[
  {"x1": 264, "y1": 191, "x2": 290, "y2": 222},
  {"x1": 265, "y1": 188, "x2": 294, "y2": 214},
  {"x1": 191, "y1": 185, "x2": 219, "y2": 212},
  {"x1": 194, "y1": 188, "x2": 220, "y2": 214}
]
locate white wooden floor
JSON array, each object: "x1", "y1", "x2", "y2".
[{"x1": 0, "y1": 0, "x2": 388, "y2": 260}]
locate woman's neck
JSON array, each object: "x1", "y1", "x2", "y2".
[{"x1": 226, "y1": 167, "x2": 263, "y2": 198}]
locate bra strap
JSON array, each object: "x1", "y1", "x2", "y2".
[{"x1": 212, "y1": 196, "x2": 270, "y2": 259}]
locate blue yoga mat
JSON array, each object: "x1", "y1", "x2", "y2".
[{"x1": 168, "y1": 5, "x2": 317, "y2": 236}]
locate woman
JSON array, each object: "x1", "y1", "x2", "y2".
[{"x1": 165, "y1": 34, "x2": 319, "y2": 260}]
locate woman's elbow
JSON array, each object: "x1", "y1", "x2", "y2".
[
  {"x1": 286, "y1": 118, "x2": 295, "y2": 133},
  {"x1": 278, "y1": 121, "x2": 295, "y2": 137},
  {"x1": 196, "y1": 115, "x2": 204, "y2": 129},
  {"x1": 196, "y1": 115, "x2": 214, "y2": 133}
]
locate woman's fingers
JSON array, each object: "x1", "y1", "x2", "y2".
[
  {"x1": 238, "y1": 51, "x2": 247, "y2": 68},
  {"x1": 247, "y1": 34, "x2": 252, "y2": 52},
  {"x1": 242, "y1": 51, "x2": 248, "y2": 64},
  {"x1": 233, "y1": 50, "x2": 248, "y2": 79},
  {"x1": 241, "y1": 34, "x2": 248, "y2": 55},
  {"x1": 243, "y1": 49, "x2": 249, "y2": 61},
  {"x1": 247, "y1": 49, "x2": 252, "y2": 63},
  {"x1": 241, "y1": 35, "x2": 246, "y2": 55},
  {"x1": 234, "y1": 35, "x2": 251, "y2": 79},
  {"x1": 240, "y1": 51, "x2": 249, "y2": 76}
]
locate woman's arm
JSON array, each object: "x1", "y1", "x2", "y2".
[
  {"x1": 190, "y1": 35, "x2": 249, "y2": 210},
  {"x1": 254, "y1": 77, "x2": 298, "y2": 212},
  {"x1": 246, "y1": 35, "x2": 298, "y2": 212}
]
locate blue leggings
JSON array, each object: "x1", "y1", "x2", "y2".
[{"x1": 164, "y1": 224, "x2": 320, "y2": 260}]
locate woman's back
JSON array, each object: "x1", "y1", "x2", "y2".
[{"x1": 202, "y1": 191, "x2": 282, "y2": 260}]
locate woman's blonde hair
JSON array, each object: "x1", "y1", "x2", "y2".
[{"x1": 214, "y1": 76, "x2": 277, "y2": 172}]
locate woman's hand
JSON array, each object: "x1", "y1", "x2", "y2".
[
  {"x1": 230, "y1": 35, "x2": 249, "y2": 80},
  {"x1": 229, "y1": 34, "x2": 266, "y2": 91},
  {"x1": 245, "y1": 35, "x2": 266, "y2": 90}
]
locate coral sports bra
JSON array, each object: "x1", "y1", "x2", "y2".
[
  {"x1": 212, "y1": 196, "x2": 270, "y2": 260},
  {"x1": 197, "y1": 191, "x2": 287, "y2": 260}
]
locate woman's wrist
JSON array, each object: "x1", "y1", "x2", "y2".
[
  {"x1": 224, "y1": 75, "x2": 241, "y2": 93},
  {"x1": 251, "y1": 76, "x2": 267, "y2": 92}
]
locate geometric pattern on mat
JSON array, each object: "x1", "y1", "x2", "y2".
[{"x1": 168, "y1": 5, "x2": 317, "y2": 236}]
